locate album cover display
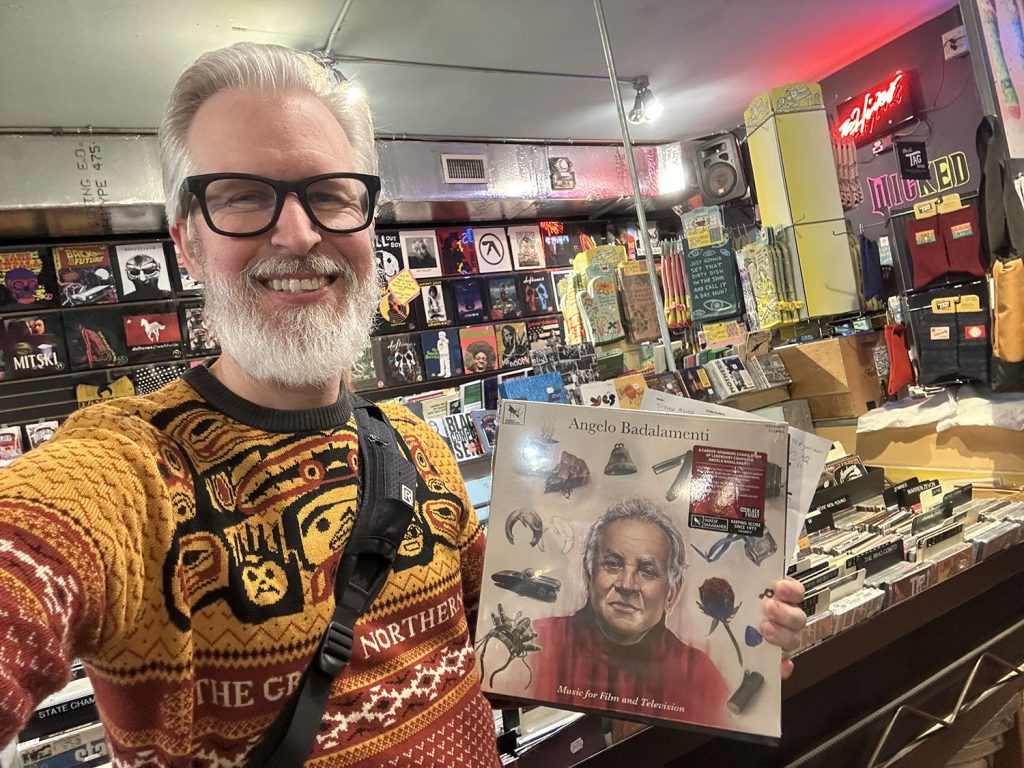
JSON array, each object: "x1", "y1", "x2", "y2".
[
  {"x1": 473, "y1": 227, "x2": 513, "y2": 273},
  {"x1": 428, "y1": 412, "x2": 486, "y2": 463},
  {"x1": 526, "y1": 317, "x2": 564, "y2": 353},
  {"x1": 112, "y1": 243, "x2": 173, "y2": 301},
  {"x1": 25, "y1": 419, "x2": 60, "y2": 449},
  {"x1": 349, "y1": 342, "x2": 382, "y2": 391},
  {"x1": 377, "y1": 333, "x2": 425, "y2": 387},
  {"x1": 173, "y1": 248, "x2": 204, "y2": 296},
  {"x1": 496, "y1": 321, "x2": 531, "y2": 369},
  {"x1": 540, "y1": 221, "x2": 577, "y2": 267},
  {"x1": 472, "y1": 409, "x2": 499, "y2": 454},
  {"x1": 521, "y1": 272, "x2": 556, "y2": 316},
  {"x1": 123, "y1": 307, "x2": 184, "y2": 363},
  {"x1": 509, "y1": 225, "x2": 546, "y2": 270},
  {"x1": 477, "y1": 400, "x2": 789, "y2": 739},
  {"x1": 374, "y1": 230, "x2": 405, "y2": 280},
  {"x1": 53, "y1": 245, "x2": 118, "y2": 306},
  {"x1": 371, "y1": 283, "x2": 419, "y2": 335},
  {"x1": 64, "y1": 308, "x2": 129, "y2": 371},
  {"x1": 528, "y1": 341, "x2": 598, "y2": 405},
  {"x1": 3, "y1": 314, "x2": 68, "y2": 378},
  {"x1": 0, "y1": 248, "x2": 58, "y2": 311},
  {"x1": 487, "y1": 276, "x2": 523, "y2": 321},
  {"x1": 418, "y1": 279, "x2": 454, "y2": 329},
  {"x1": 420, "y1": 329, "x2": 463, "y2": 380},
  {"x1": 400, "y1": 230, "x2": 441, "y2": 278},
  {"x1": 437, "y1": 227, "x2": 479, "y2": 276},
  {"x1": 181, "y1": 303, "x2": 219, "y2": 356},
  {"x1": 453, "y1": 277, "x2": 488, "y2": 324},
  {"x1": 0, "y1": 426, "x2": 22, "y2": 462},
  {"x1": 459, "y1": 325, "x2": 498, "y2": 374}
]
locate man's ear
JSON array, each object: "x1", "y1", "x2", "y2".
[
  {"x1": 169, "y1": 218, "x2": 205, "y2": 283},
  {"x1": 665, "y1": 580, "x2": 682, "y2": 613}
]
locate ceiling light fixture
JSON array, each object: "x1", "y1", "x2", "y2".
[{"x1": 626, "y1": 77, "x2": 664, "y2": 125}]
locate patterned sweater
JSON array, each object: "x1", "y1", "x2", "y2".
[{"x1": 0, "y1": 365, "x2": 500, "y2": 767}]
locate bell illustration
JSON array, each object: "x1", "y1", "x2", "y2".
[{"x1": 604, "y1": 442, "x2": 637, "y2": 475}]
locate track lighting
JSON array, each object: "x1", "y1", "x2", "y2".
[{"x1": 627, "y1": 77, "x2": 664, "y2": 124}]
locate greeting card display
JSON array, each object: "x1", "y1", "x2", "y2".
[
  {"x1": 123, "y1": 308, "x2": 184, "y2": 363},
  {"x1": 437, "y1": 228, "x2": 479, "y2": 276},
  {"x1": 418, "y1": 279, "x2": 455, "y2": 329},
  {"x1": 459, "y1": 325, "x2": 498, "y2": 374},
  {"x1": 453, "y1": 278, "x2": 488, "y2": 324},
  {"x1": 400, "y1": 230, "x2": 441, "y2": 278},
  {"x1": 487, "y1": 276, "x2": 523, "y2": 321},
  {"x1": 0, "y1": 249, "x2": 58, "y2": 311},
  {"x1": 374, "y1": 230, "x2": 405, "y2": 280},
  {"x1": 477, "y1": 401, "x2": 789, "y2": 740},
  {"x1": 421, "y1": 329, "x2": 463, "y2": 380},
  {"x1": 474, "y1": 227, "x2": 514, "y2": 273},
  {"x1": 112, "y1": 243, "x2": 173, "y2": 301},
  {"x1": 53, "y1": 245, "x2": 118, "y2": 306},
  {"x1": 509, "y1": 225, "x2": 546, "y2": 270},
  {"x1": 64, "y1": 308, "x2": 129, "y2": 370},
  {"x1": 3, "y1": 314, "x2": 68, "y2": 378},
  {"x1": 496, "y1": 321, "x2": 531, "y2": 369}
]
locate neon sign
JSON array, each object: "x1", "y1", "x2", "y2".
[{"x1": 834, "y1": 70, "x2": 916, "y2": 145}]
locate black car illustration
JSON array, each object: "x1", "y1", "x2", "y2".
[{"x1": 490, "y1": 568, "x2": 561, "y2": 602}]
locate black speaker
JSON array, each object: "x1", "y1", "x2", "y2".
[{"x1": 694, "y1": 133, "x2": 748, "y2": 205}]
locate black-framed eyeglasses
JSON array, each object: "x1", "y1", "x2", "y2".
[{"x1": 181, "y1": 172, "x2": 381, "y2": 237}]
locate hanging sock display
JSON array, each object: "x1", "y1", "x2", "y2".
[
  {"x1": 884, "y1": 324, "x2": 914, "y2": 396},
  {"x1": 859, "y1": 234, "x2": 885, "y2": 305}
]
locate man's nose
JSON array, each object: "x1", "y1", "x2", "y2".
[
  {"x1": 269, "y1": 193, "x2": 322, "y2": 254},
  {"x1": 614, "y1": 568, "x2": 640, "y2": 593}
]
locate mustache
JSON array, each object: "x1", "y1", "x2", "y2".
[{"x1": 243, "y1": 253, "x2": 356, "y2": 281}]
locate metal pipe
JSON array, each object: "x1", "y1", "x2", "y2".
[
  {"x1": 323, "y1": 0, "x2": 357, "y2": 55},
  {"x1": 330, "y1": 53, "x2": 639, "y2": 84},
  {"x1": 592, "y1": 0, "x2": 676, "y2": 372}
]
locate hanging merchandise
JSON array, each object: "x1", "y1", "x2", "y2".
[
  {"x1": 659, "y1": 239, "x2": 691, "y2": 330},
  {"x1": 903, "y1": 198, "x2": 987, "y2": 290},
  {"x1": 833, "y1": 136, "x2": 863, "y2": 211},
  {"x1": 617, "y1": 261, "x2": 663, "y2": 344},
  {"x1": 883, "y1": 324, "x2": 914, "y2": 396},
  {"x1": 742, "y1": 241, "x2": 782, "y2": 329},
  {"x1": 907, "y1": 282, "x2": 990, "y2": 386},
  {"x1": 767, "y1": 229, "x2": 803, "y2": 324},
  {"x1": 858, "y1": 234, "x2": 885, "y2": 305},
  {"x1": 680, "y1": 207, "x2": 742, "y2": 324},
  {"x1": 733, "y1": 247, "x2": 761, "y2": 332}
]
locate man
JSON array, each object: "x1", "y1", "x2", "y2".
[
  {"x1": 122, "y1": 252, "x2": 170, "y2": 300},
  {"x1": 525, "y1": 497, "x2": 765, "y2": 728},
  {"x1": 0, "y1": 42, "x2": 806, "y2": 767}
]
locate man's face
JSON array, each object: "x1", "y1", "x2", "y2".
[
  {"x1": 170, "y1": 88, "x2": 378, "y2": 386},
  {"x1": 471, "y1": 351, "x2": 490, "y2": 371},
  {"x1": 587, "y1": 518, "x2": 679, "y2": 646},
  {"x1": 127, "y1": 254, "x2": 160, "y2": 288}
]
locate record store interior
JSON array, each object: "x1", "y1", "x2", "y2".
[{"x1": 1, "y1": 1, "x2": 1024, "y2": 767}]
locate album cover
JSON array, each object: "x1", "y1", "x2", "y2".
[
  {"x1": 25, "y1": 419, "x2": 60, "y2": 449},
  {"x1": 371, "y1": 282, "x2": 419, "y2": 335},
  {"x1": 550, "y1": 269, "x2": 573, "y2": 312},
  {"x1": 521, "y1": 272, "x2": 556, "y2": 316},
  {"x1": 579, "y1": 380, "x2": 619, "y2": 408},
  {"x1": 420, "y1": 329, "x2": 464, "y2": 380},
  {"x1": 437, "y1": 227, "x2": 479, "y2": 276},
  {"x1": 374, "y1": 230, "x2": 405, "y2": 280},
  {"x1": 52, "y1": 244, "x2": 118, "y2": 306},
  {"x1": 477, "y1": 400, "x2": 789, "y2": 739},
  {"x1": 181, "y1": 303, "x2": 219, "y2": 356},
  {"x1": 459, "y1": 325, "x2": 499, "y2": 374},
  {"x1": 509, "y1": 225, "x2": 547, "y2": 270},
  {"x1": 540, "y1": 221, "x2": 577, "y2": 268},
  {"x1": 474, "y1": 227, "x2": 514, "y2": 273},
  {"x1": 645, "y1": 372, "x2": 687, "y2": 398},
  {"x1": 123, "y1": 307, "x2": 184, "y2": 363},
  {"x1": 0, "y1": 426, "x2": 22, "y2": 463},
  {"x1": 3, "y1": 314, "x2": 69, "y2": 379},
  {"x1": 0, "y1": 248, "x2": 58, "y2": 311},
  {"x1": 528, "y1": 341, "x2": 598, "y2": 406},
  {"x1": 453, "y1": 277, "x2": 488, "y2": 324},
  {"x1": 613, "y1": 372, "x2": 649, "y2": 409},
  {"x1": 487, "y1": 276, "x2": 523, "y2": 321},
  {"x1": 400, "y1": 230, "x2": 442, "y2": 278},
  {"x1": 498, "y1": 371, "x2": 568, "y2": 403},
  {"x1": 349, "y1": 341, "x2": 383, "y2": 391},
  {"x1": 112, "y1": 243, "x2": 173, "y2": 301},
  {"x1": 526, "y1": 317, "x2": 564, "y2": 353},
  {"x1": 681, "y1": 365, "x2": 715, "y2": 401},
  {"x1": 378, "y1": 333, "x2": 425, "y2": 387},
  {"x1": 64, "y1": 308, "x2": 129, "y2": 371},
  {"x1": 429, "y1": 412, "x2": 486, "y2": 463},
  {"x1": 495, "y1": 321, "x2": 531, "y2": 369},
  {"x1": 704, "y1": 357, "x2": 757, "y2": 401},
  {"x1": 173, "y1": 247, "x2": 204, "y2": 296},
  {"x1": 472, "y1": 409, "x2": 499, "y2": 454},
  {"x1": 418, "y1": 279, "x2": 455, "y2": 329}
]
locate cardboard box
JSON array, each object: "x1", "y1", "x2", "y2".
[{"x1": 777, "y1": 334, "x2": 882, "y2": 420}]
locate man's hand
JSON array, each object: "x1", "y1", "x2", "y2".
[{"x1": 759, "y1": 577, "x2": 806, "y2": 680}]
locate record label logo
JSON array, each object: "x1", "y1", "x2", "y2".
[{"x1": 478, "y1": 232, "x2": 507, "y2": 266}]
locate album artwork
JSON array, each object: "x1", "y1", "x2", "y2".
[
  {"x1": 437, "y1": 227, "x2": 479, "y2": 276},
  {"x1": 64, "y1": 308, "x2": 129, "y2": 371},
  {"x1": 25, "y1": 420, "x2": 60, "y2": 450},
  {"x1": 417, "y1": 279, "x2": 454, "y2": 329},
  {"x1": 0, "y1": 426, "x2": 23, "y2": 463},
  {"x1": 378, "y1": 333, "x2": 425, "y2": 387},
  {"x1": 112, "y1": 243, "x2": 173, "y2": 301},
  {"x1": 181, "y1": 303, "x2": 219, "y2": 356},
  {"x1": 477, "y1": 400, "x2": 789, "y2": 738},
  {"x1": 487, "y1": 276, "x2": 523, "y2": 321},
  {"x1": 53, "y1": 245, "x2": 118, "y2": 306},
  {"x1": 528, "y1": 341, "x2": 598, "y2": 406},
  {"x1": 400, "y1": 230, "x2": 442, "y2": 278},
  {"x1": 374, "y1": 230, "x2": 405, "y2": 280},
  {"x1": 123, "y1": 308, "x2": 184, "y2": 363},
  {"x1": 472, "y1": 409, "x2": 499, "y2": 454},
  {"x1": 0, "y1": 248, "x2": 58, "y2": 311},
  {"x1": 173, "y1": 249, "x2": 204, "y2": 296},
  {"x1": 526, "y1": 317, "x2": 564, "y2": 353},
  {"x1": 349, "y1": 342, "x2": 382, "y2": 391},
  {"x1": 429, "y1": 412, "x2": 486, "y2": 463},
  {"x1": 521, "y1": 272, "x2": 556, "y2": 316},
  {"x1": 509, "y1": 225, "x2": 546, "y2": 270},
  {"x1": 3, "y1": 314, "x2": 68, "y2": 379},
  {"x1": 496, "y1": 321, "x2": 531, "y2": 369},
  {"x1": 459, "y1": 325, "x2": 499, "y2": 374},
  {"x1": 473, "y1": 227, "x2": 514, "y2": 273},
  {"x1": 540, "y1": 221, "x2": 576, "y2": 268},
  {"x1": 420, "y1": 329, "x2": 463, "y2": 380},
  {"x1": 372, "y1": 283, "x2": 418, "y2": 335},
  {"x1": 453, "y1": 277, "x2": 488, "y2": 324},
  {"x1": 550, "y1": 269, "x2": 573, "y2": 312}
]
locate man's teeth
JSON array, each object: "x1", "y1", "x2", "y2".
[{"x1": 264, "y1": 276, "x2": 331, "y2": 293}]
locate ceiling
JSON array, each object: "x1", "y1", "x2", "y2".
[{"x1": 1, "y1": 0, "x2": 957, "y2": 143}]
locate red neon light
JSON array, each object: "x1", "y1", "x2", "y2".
[
  {"x1": 539, "y1": 220, "x2": 565, "y2": 236},
  {"x1": 835, "y1": 70, "x2": 914, "y2": 144}
]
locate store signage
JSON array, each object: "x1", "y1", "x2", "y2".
[
  {"x1": 895, "y1": 140, "x2": 930, "y2": 180},
  {"x1": 867, "y1": 149, "x2": 970, "y2": 217},
  {"x1": 835, "y1": 70, "x2": 916, "y2": 146}
]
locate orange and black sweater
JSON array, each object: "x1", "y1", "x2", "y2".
[{"x1": 0, "y1": 365, "x2": 500, "y2": 767}]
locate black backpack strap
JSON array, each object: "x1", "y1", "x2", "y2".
[{"x1": 248, "y1": 397, "x2": 418, "y2": 767}]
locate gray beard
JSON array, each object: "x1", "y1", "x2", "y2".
[{"x1": 199, "y1": 248, "x2": 381, "y2": 388}]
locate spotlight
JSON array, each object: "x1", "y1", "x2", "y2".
[{"x1": 626, "y1": 77, "x2": 664, "y2": 125}]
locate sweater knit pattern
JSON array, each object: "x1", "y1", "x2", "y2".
[{"x1": 0, "y1": 373, "x2": 498, "y2": 767}]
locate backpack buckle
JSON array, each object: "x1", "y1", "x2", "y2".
[{"x1": 317, "y1": 621, "x2": 354, "y2": 676}]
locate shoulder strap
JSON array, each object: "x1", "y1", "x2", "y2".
[{"x1": 248, "y1": 397, "x2": 418, "y2": 767}]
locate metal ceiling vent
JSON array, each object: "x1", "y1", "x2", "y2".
[{"x1": 440, "y1": 153, "x2": 489, "y2": 184}]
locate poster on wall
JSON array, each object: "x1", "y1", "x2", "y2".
[{"x1": 980, "y1": 0, "x2": 1024, "y2": 157}]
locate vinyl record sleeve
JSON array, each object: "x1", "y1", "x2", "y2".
[
  {"x1": 459, "y1": 325, "x2": 498, "y2": 374},
  {"x1": 112, "y1": 242, "x2": 173, "y2": 301},
  {"x1": 122, "y1": 306, "x2": 184, "y2": 363},
  {"x1": 487, "y1": 276, "x2": 523, "y2": 321},
  {"x1": 437, "y1": 227, "x2": 479, "y2": 276},
  {"x1": 420, "y1": 329, "x2": 463, "y2": 379},
  {"x1": 173, "y1": 247, "x2": 204, "y2": 296},
  {"x1": 509, "y1": 225, "x2": 547, "y2": 270},
  {"x1": 373, "y1": 230, "x2": 405, "y2": 280},
  {"x1": 2, "y1": 314, "x2": 69, "y2": 379},
  {"x1": 377, "y1": 333, "x2": 425, "y2": 386},
  {"x1": 400, "y1": 230, "x2": 441, "y2": 278},
  {"x1": 477, "y1": 400, "x2": 788, "y2": 741},
  {"x1": 521, "y1": 272, "x2": 556, "y2": 316},
  {"x1": 0, "y1": 248, "x2": 58, "y2": 311},
  {"x1": 474, "y1": 227, "x2": 513, "y2": 273},
  {"x1": 181, "y1": 303, "x2": 220, "y2": 356},
  {"x1": 349, "y1": 341, "x2": 382, "y2": 391},
  {"x1": 64, "y1": 307, "x2": 129, "y2": 371},
  {"x1": 495, "y1": 321, "x2": 531, "y2": 369},
  {"x1": 417, "y1": 279, "x2": 455, "y2": 329},
  {"x1": 453, "y1": 277, "x2": 488, "y2": 324},
  {"x1": 53, "y1": 244, "x2": 118, "y2": 306}
]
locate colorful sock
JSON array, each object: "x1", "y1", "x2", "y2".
[
  {"x1": 939, "y1": 206, "x2": 987, "y2": 281},
  {"x1": 904, "y1": 215, "x2": 948, "y2": 289},
  {"x1": 886, "y1": 324, "x2": 914, "y2": 396}
]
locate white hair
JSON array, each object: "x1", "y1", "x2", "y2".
[{"x1": 158, "y1": 41, "x2": 377, "y2": 225}]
